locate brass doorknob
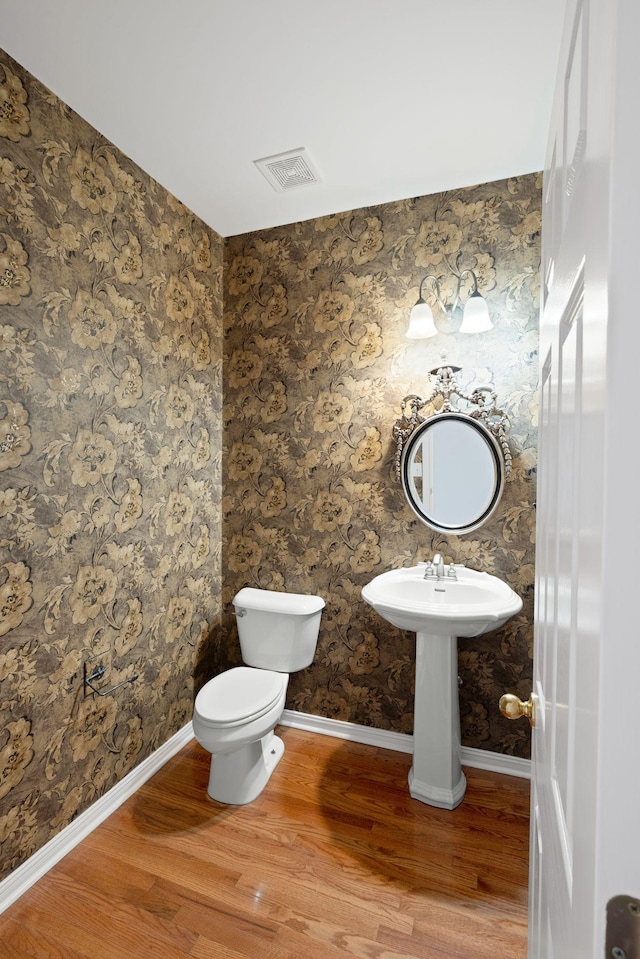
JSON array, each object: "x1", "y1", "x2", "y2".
[{"x1": 499, "y1": 692, "x2": 535, "y2": 728}]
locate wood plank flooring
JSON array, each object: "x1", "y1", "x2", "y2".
[{"x1": 0, "y1": 727, "x2": 530, "y2": 958}]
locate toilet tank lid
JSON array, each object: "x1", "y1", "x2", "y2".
[{"x1": 233, "y1": 586, "x2": 325, "y2": 615}]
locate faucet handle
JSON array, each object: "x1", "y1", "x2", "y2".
[
  {"x1": 446, "y1": 564, "x2": 458, "y2": 579},
  {"x1": 422, "y1": 561, "x2": 435, "y2": 579}
]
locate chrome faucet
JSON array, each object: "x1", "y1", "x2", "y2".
[{"x1": 422, "y1": 554, "x2": 458, "y2": 581}]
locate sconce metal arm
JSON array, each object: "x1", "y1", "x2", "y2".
[{"x1": 418, "y1": 269, "x2": 480, "y2": 318}]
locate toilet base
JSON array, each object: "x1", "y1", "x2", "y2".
[{"x1": 207, "y1": 730, "x2": 285, "y2": 805}]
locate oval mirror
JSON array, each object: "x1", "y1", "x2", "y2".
[{"x1": 400, "y1": 412, "x2": 505, "y2": 534}]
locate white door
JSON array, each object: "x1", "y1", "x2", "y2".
[{"x1": 529, "y1": 0, "x2": 640, "y2": 955}]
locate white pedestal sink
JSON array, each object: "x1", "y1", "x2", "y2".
[{"x1": 362, "y1": 564, "x2": 522, "y2": 809}]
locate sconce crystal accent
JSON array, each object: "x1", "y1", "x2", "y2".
[{"x1": 407, "y1": 269, "x2": 492, "y2": 338}]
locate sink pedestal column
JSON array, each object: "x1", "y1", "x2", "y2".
[{"x1": 408, "y1": 631, "x2": 466, "y2": 810}]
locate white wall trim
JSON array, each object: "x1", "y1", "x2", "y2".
[
  {"x1": 280, "y1": 709, "x2": 531, "y2": 780},
  {"x1": 1, "y1": 711, "x2": 530, "y2": 914},
  {"x1": 0, "y1": 721, "x2": 194, "y2": 915}
]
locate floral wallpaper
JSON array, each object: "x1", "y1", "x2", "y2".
[
  {"x1": 1, "y1": 43, "x2": 540, "y2": 886},
  {"x1": 0, "y1": 51, "x2": 223, "y2": 881},
  {"x1": 222, "y1": 178, "x2": 540, "y2": 758}
]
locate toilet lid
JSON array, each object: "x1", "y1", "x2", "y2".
[{"x1": 195, "y1": 667, "x2": 287, "y2": 728}]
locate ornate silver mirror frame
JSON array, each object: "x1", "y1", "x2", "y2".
[{"x1": 392, "y1": 366, "x2": 513, "y2": 534}]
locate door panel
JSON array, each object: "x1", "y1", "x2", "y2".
[
  {"x1": 531, "y1": 0, "x2": 640, "y2": 955},
  {"x1": 563, "y1": 1, "x2": 587, "y2": 211},
  {"x1": 553, "y1": 280, "x2": 583, "y2": 879},
  {"x1": 533, "y1": 272, "x2": 584, "y2": 950},
  {"x1": 532, "y1": 0, "x2": 591, "y2": 951}
]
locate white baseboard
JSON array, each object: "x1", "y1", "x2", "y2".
[
  {"x1": 280, "y1": 709, "x2": 531, "y2": 780},
  {"x1": 0, "y1": 721, "x2": 194, "y2": 915},
  {"x1": 1, "y1": 711, "x2": 530, "y2": 914}
]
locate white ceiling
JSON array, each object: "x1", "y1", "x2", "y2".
[{"x1": 2, "y1": 0, "x2": 566, "y2": 238}]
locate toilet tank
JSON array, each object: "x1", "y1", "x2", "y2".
[{"x1": 233, "y1": 587, "x2": 325, "y2": 672}]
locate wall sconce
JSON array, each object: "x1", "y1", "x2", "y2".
[{"x1": 406, "y1": 269, "x2": 492, "y2": 338}]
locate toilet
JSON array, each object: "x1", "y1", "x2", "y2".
[{"x1": 193, "y1": 586, "x2": 325, "y2": 805}]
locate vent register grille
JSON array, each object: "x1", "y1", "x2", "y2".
[{"x1": 254, "y1": 148, "x2": 322, "y2": 192}]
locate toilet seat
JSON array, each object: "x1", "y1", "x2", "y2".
[{"x1": 195, "y1": 667, "x2": 287, "y2": 728}]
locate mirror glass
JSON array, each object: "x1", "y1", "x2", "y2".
[{"x1": 401, "y1": 412, "x2": 504, "y2": 534}]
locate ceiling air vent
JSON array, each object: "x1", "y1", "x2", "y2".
[{"x1": 254, "y1": 148, "x2": 322, "y2": 192}]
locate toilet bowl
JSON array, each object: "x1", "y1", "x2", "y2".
[
  {"x1": 193, "y1": 587, "x2": 324, "y2": 805},
  {"x1": 193, "y1": 666, "x2": 289, "y2": 804}
]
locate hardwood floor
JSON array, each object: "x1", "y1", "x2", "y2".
[{"x1": 0, "y1": 727, "x2": 530, "y2": 958}]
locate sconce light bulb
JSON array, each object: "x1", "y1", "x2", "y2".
[
  {"x1": 459, "y1": 291, "x2": 492, "y2": 333},
  {"x1": 406, "y1": 298, "x2": 438, "y2": 339}
]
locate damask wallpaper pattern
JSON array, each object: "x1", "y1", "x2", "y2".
[
  {"x1": 1, "y1": 46, "x2": 540, "y2": 886},
  {"x1": 0, "y1": 52, "x2": 223, "y2": 880},
  {"x1": 222, "y1": 178, "x2": 540, "y2": 756}
]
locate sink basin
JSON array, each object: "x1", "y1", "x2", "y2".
[{"x1": 361, "y1": 564, "x2": 522, "y2": 637}]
